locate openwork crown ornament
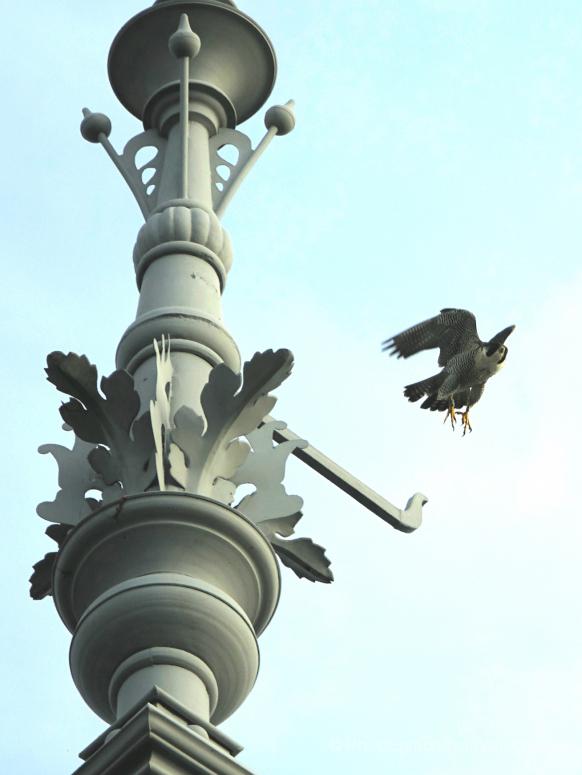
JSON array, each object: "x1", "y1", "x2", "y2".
[
  {"x1": 31, "y1": 340, "x2": 333, "y2": 599},
  {"x1": 80, "y1": 13, "x2": 295, "y2": 223}
]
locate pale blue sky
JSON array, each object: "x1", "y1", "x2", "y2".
[{"x1": 3, "y1": 1, "x2": 582, "y2": 773}]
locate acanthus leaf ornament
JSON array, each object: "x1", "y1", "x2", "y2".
[
  {"x1": 45, "y1": 351, "x2": 156, "y2": 496},
  {"x1": 30, "y1": 552, "x2": 58, "y2": 601},
  {"x1": 168, "y1": 348, "x2": 294, "y2": 499},
  {"x1": 233, "y1": 421, "x2": 333, "y2": 584},
  {"x1": 29, "y1": 524, "x2": 73, "y2": 601},
  {"x1": 263, "y1": 529, "x2": 334, "y2": 584},
  {"x1": 36, "y1": 430, "x2": 111, "y2": 527},
  {"x1": 33, "y1": 343, "x2": 333, "y2": 598}
]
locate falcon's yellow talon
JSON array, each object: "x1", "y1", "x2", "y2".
[
  {"x1": 461, "y1": 410, "x2": 472, "y2": 436},
  {"x1": 444, "y1": 400, "x2": 457, "y2": 430}
]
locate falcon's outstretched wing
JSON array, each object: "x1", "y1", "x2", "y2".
[{"x1": 382, "y1": 308, "x2": 481, "y2": 366}]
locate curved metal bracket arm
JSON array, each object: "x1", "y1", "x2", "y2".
[
  {"x1": 210, "y1": 100, "x2": 296, "y2": 219},
  {"x1": 80, "y1": 109, "x2": 166, "y2": 220},
  {"x1": 264, "y1": 416, "x2": 427, "y2": 533}
]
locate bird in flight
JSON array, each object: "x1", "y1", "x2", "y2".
[{"x1": 382, "y1": 308, "x2": 515, "y2": 435}]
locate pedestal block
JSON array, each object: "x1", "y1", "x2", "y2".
[{"x1": 74, "y1": 687, "x2": 257, "y2": 775}]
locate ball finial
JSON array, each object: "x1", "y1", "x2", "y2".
[
  {"x1": 264, "y1": 100, "x2": 296, "y2": 136},
  {"x1": 169, "y1": 13, "x2": 201, "y2": 60},
  {"x1": 80, "y1": 109, "x2": 112, "y2": 143}
]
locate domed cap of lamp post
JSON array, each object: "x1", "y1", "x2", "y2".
[{"x1": 108, "y1": 0, "x2": 277, "y2": 129}]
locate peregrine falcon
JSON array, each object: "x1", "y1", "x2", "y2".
[{"x1": 382, "y1": 308, "x2": 515, "y2": 434}]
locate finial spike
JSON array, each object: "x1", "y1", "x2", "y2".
[
  {"x1": 169, "y1": 14, "x2": 201, "y2": 199},
  {"x1": 169, "y1": 13, "x2": 202, "y2": 60}
]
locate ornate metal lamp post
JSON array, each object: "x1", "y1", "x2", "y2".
[{"x1": 30, "y1": 1, "x2": 427, "y2": 772}]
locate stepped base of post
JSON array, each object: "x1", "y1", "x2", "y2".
[
  {"x1": 74, "y1": 687, "x2": 256, "y2": 775},
  {"x1": 52, "y1": 492, "x2": 280, "y2": 725}
]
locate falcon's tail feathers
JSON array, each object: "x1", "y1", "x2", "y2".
[
  {"x1": 421, "y1": 394, "x2": 449, "y2": 412},
  {"x1": 404, "y1": 372, "x2": 446, "y2": 404}
]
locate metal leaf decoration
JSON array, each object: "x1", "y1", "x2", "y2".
[
  {"x1": 169, "y1": 349, "x2": 294, "y2": 500},
  {"x1": 256, "y1": 513, "x2": 333, "y2": 584},
  {"x1": 29, "y1": 524, "x2": 73, "y2": 600},
  {"x1": 34, "y1": 345, "x2": 325, "y2": 595},
  {"x1": 37, "y1": 431, "x2": 107, "y2": 526},
  {"x1": 270, "y1": 537, "x2": 333, "y2": 584},
  {"x1": 29, "y1": 554, "x2": 57, "y2": 600},
  {"x1": 45, "y1": 352, "x2": 155, "y2": 494},
  {"x1": 233, "y1": 421, "x2": 305, "y2": 521},
  {"x1": 34, "y1": 352, "x2": 159, "y2": 601},
  {"x1": 233, "y1": 421, "x2": 333, "y2": 584}
]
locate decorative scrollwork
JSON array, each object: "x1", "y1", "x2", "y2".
[
  {"x1": 121, "y1": 131, "x2": 166, "y2": 215},
  {"x1": 80, "y1": 109, "x2": 166, "y2": 219},
  {"x1": 209, "y1": 129, "x2": 254, "y2": 213}
]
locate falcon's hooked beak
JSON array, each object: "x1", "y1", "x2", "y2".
[
  {"x1": 485, "y1": 324, "x2": 515, "y2": 357},
  {"x1": 489, "y1": 324, "x2": 515, "y2": 344}
]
